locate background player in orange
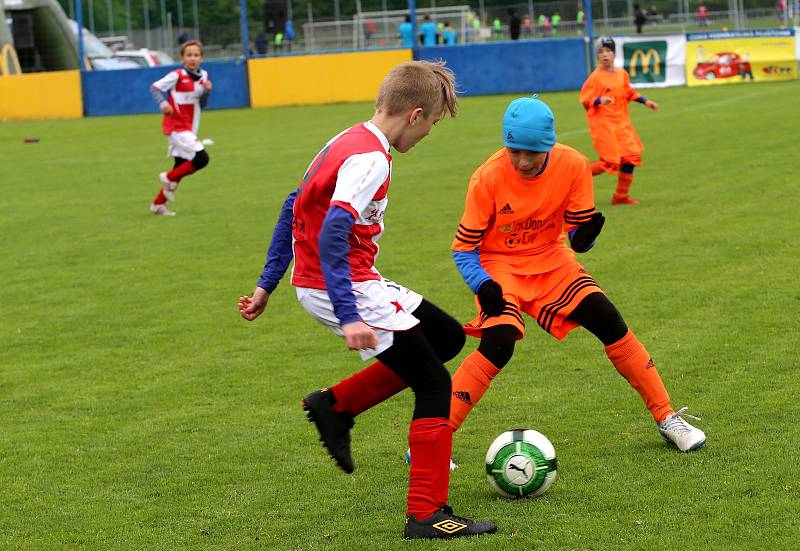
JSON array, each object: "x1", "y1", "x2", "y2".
[
  {"x1": 447, "y1": 96, "x2": 706, "y2": 452},
  {"x1": 580, "y1": 36, "x2": 659, "y2": 205}
]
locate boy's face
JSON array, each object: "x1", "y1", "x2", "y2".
[
  {"x1": 597, "y1": 47, "x2": 615, "y2": 68},
  {"x1": 506, "y1": 148, "x2": 548, "y2": 179},
  {"x1": 182, "y1": 46, "x2": 203, "y2": 71},
  {"x1": 394, "y1": 108, "x2": 441, "y2": 153}
]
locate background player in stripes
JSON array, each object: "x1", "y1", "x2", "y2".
[
  {"x1": 148, "y1": 40, "x2": 212, "y2": 216},
  {"x1": 447, "y1": 96, "x2": 706, "y2": 453}
]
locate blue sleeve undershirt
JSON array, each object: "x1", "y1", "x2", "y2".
[
  {"x1": 452, "y1": 249, "x2": 492, "y2": 294},
  {"x1": 319, "y1": 205, "x2": 361, "y2": 326},
  {"x1": 150, "y1": 86, "x2": 167, "y2": 106},
  {"x1": 635, "y1": 96, "x2": 648, "y2": 104},
  {"x1": 257, "y1": 190, "x2": 297, "y2": 293}
]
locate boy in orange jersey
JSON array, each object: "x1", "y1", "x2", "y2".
[
  {"x1": 580, "y1": 36, "x2": 659, "y2": 205},
  {"x1": 447, "y1": 96, "x2": 706, "y2": 452}
]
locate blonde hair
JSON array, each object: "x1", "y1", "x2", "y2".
[
  {"x1": 180, "y1": 40, "x2": 204, "y2": 57},
  {"x1": 375, "y1": 60, "x2": 458, "y2": 119}
]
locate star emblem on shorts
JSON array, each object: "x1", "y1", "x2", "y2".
[{"x1": 390, "y1": 300, "x2": 404, "y2": 313}]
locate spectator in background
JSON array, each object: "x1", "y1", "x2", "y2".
[
  {"x1": 551, "y1": 12, "x2": 561, "y2": 35},
  {"x1": 577, "y1": 8, "x2": 585, "y2": 34},
  {"x1": 542, "y1": 15, "x2": 552, "y2": 37},
  {"x1": 364, "y1": 18, "x2": 377, "y2": 46},
  {"x1": 523, "y1": 14, "x2": 533, "y2": 36},
  {"x1": 492, "y1": 17, "x2": 502, "y2": 37},
  {"x1": 776, "y1": 0, "x2": 786, "y2": 21},
  {"x1": 399, "y1": 16, "x2": 414, "y2": 48},
  {"x1": 420, "y1": 15, "x2": 438, "y2": 46},
  {"x1": 634, "y1": 4, "x2": 647, "y2": 33},
  {"x1": 442, "y1": 21, "x2": 457, "y2": 45},
  {"x1": 255, "y1": 32, "x2": 267, "y2": 54},
  {"x1": 697, "y1": 3, "x2": 709, "y2": 27},
  {"x1": 471, "y1": 14, "x2": 482, "y2": 42},
  {"x1": 649, "y1": 4, "x2": 658, "y2": 24},
  {"x1": 509, "y1": 9, "x2": 522, "y2": 40},
  {"x1": 285, "y1": 19, "x2": 295, "y2": 52},
  {"x1": 177, "y1": 28, "x2": 190, "y2": 46}
]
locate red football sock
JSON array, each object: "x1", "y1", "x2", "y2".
[
  {"x1": 448, "y1": 351, "x2": 501, "y2": 431},
  {"x1": 167, "y1": 160, "x2": 197, "y2": 183},
  {"x1": 153, "y1": 189, "x2": 167, "y2": 205},
  {"x1": 329, "y1": 360, "x2": 407, "y2": 415},
  {"x1": 407, "y1": 418, "x2": 451, "y2": 520},
  {"x1": 605, "y1": 330, "x2": 673, "y2": 422}
]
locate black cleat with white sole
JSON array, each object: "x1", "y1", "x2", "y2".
[
  {"x1": 404, "y1": 506, "x2": 497, "y2": 539},
  {"x1": 301, "y1": 388, "x2": 355, "y2": 473}
]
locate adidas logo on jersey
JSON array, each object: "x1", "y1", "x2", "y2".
[
  {"x1": 645, "y1": 359, "x2": 655, "y2": 369},
  {"x1": 498, "y1": 203, "x2": 514, "y2": 215},
  {"x1": 453, "y1": 390, "x2": 472, "y2": 405}
]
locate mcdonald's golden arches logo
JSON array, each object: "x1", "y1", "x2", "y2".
[{"x1": 623, "y1": 40, "x2": 667, "y2": 83}]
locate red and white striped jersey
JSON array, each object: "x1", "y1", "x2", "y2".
[
  {"x1": 152, "y1": 67, "x2": 208, "y2": 135},
  {"x1": 290, "y1": 121, "x2": 392, "y2": 290}
]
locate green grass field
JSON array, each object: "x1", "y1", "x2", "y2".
[{"x1": 2, "y1": 79, "x2": 799, "y2": 550}]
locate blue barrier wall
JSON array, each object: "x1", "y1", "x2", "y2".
[
  {"x1": 82, "y1": 59, "x2": 249, "y2": 116},
  {"x1": 417, "y1": 39, "x2": 588, "y2": 96}
]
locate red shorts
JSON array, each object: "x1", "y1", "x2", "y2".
[{"x1": 465, "y1": 261, "x2": 604, "y2": 341}]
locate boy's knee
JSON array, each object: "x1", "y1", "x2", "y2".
[
  {"x1": 439, "y1": 322, "x2": 466, "y2": 363},
  {"x1": 192, "y1": 149, "x2": 209, "y2": 170},
  {"x1": 478, "y1": 325, "x2": 518, "y2": 368}
]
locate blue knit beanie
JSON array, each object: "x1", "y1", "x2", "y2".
[{"x1": 502, "y1": 96, "x2": 556, "y2": 152}]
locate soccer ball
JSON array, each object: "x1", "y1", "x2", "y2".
[{"x1": 485, "y1": 429, "x2": 557, "y2": 498}]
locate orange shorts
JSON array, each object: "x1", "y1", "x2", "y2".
[{"x1": 464, "y1": 261, "x2": 604, "y2": 341}]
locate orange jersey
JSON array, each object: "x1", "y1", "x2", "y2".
[
  {"x1": 579, "y1": 67, "x2": 644, "y2": 167},
  {"x1": 451, "y1": 143, "x2": 597, "y2": 275}
]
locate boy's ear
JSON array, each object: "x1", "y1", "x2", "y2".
[{"x1": 407, "y1": 107, "x2": 424, "y2": 126}]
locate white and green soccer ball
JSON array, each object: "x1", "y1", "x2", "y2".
[{"x1": 485, "y1": 429, "x2": 557, "y2": 498}]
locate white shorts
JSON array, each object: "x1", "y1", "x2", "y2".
[
  {"x1": 167, "y1": 131, "x2": 204, "y2": 160},
  {"x1": 296, "y1": 277, "x2": 424, "y2": 360}
]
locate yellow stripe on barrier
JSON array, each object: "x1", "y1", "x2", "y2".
[
  {"x1": 0, "y1": 70, "x2": 83, "y2": 121},
  {"x1": 248, "y1": 49, "x2": 413, "y2": 108}
]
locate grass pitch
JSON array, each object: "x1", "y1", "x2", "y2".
[{"x1": 1, "y1": 79, "x2": 799, "y2": 550}]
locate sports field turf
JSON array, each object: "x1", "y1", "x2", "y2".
[{"x1": 1, "y1": 79, "x2": 798, "y2": 550}]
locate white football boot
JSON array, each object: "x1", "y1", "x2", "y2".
[
  {"x1": 405, "y1": 448, "x2": 458, "y2": 471},
  {"x1": 149, "y1": 203, "x2": 176, "y2": 216},
  {"x1": 159, "y1": 172, "x2": 178, "y2": 201},
  {"x1": 658, "y1": 407, "x2": 706, "y2": 452}
]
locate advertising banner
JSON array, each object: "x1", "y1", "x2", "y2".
[
  {"x1": 612, "y1": 34, "x2": 687, "y2": 88},
  {"x1": 796, "y1": 27, "x2": 800, "y2": 61},
  {"x1": 685, "y1": 29, "x2": 797, "y2": 86}
]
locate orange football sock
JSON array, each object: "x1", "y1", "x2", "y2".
[
  {"x1": 613, "y1": 172, "x2": 635, "y2": 201},
  {"x1": 605, "y1": 330, "x2": 673, "y2": 422},
  {"x1": 448, "y1": 351, "x2": 501, "y2": 431},
  {"x1": 590, "y1": 160, "x2": 608, "y2": 175}
]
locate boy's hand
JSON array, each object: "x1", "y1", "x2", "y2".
[
  {"x1": 160, "y1": 102, "x2": 173, "y2": 115},
  {"x1": 342, "y1": 321, "x2": 379, "y2": 351},
  {"x1": 477, "y1": 280, "x2": 505, "y2": 317},
  {"x1": 239, "y1": 287, "x2": 270, "y2": 321},
  {"x1": 645, "y1": 99, "x2": 658, "y2": 110},
  {"x1": 204, "y1": 80, "x2": 213, "y2": 92},
  {"x1": 599, "y1": 96, "x2": 614, "y2": 105},
  {"x1": 569, "y1": 212, "x2": 605, "y2": 253}
]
